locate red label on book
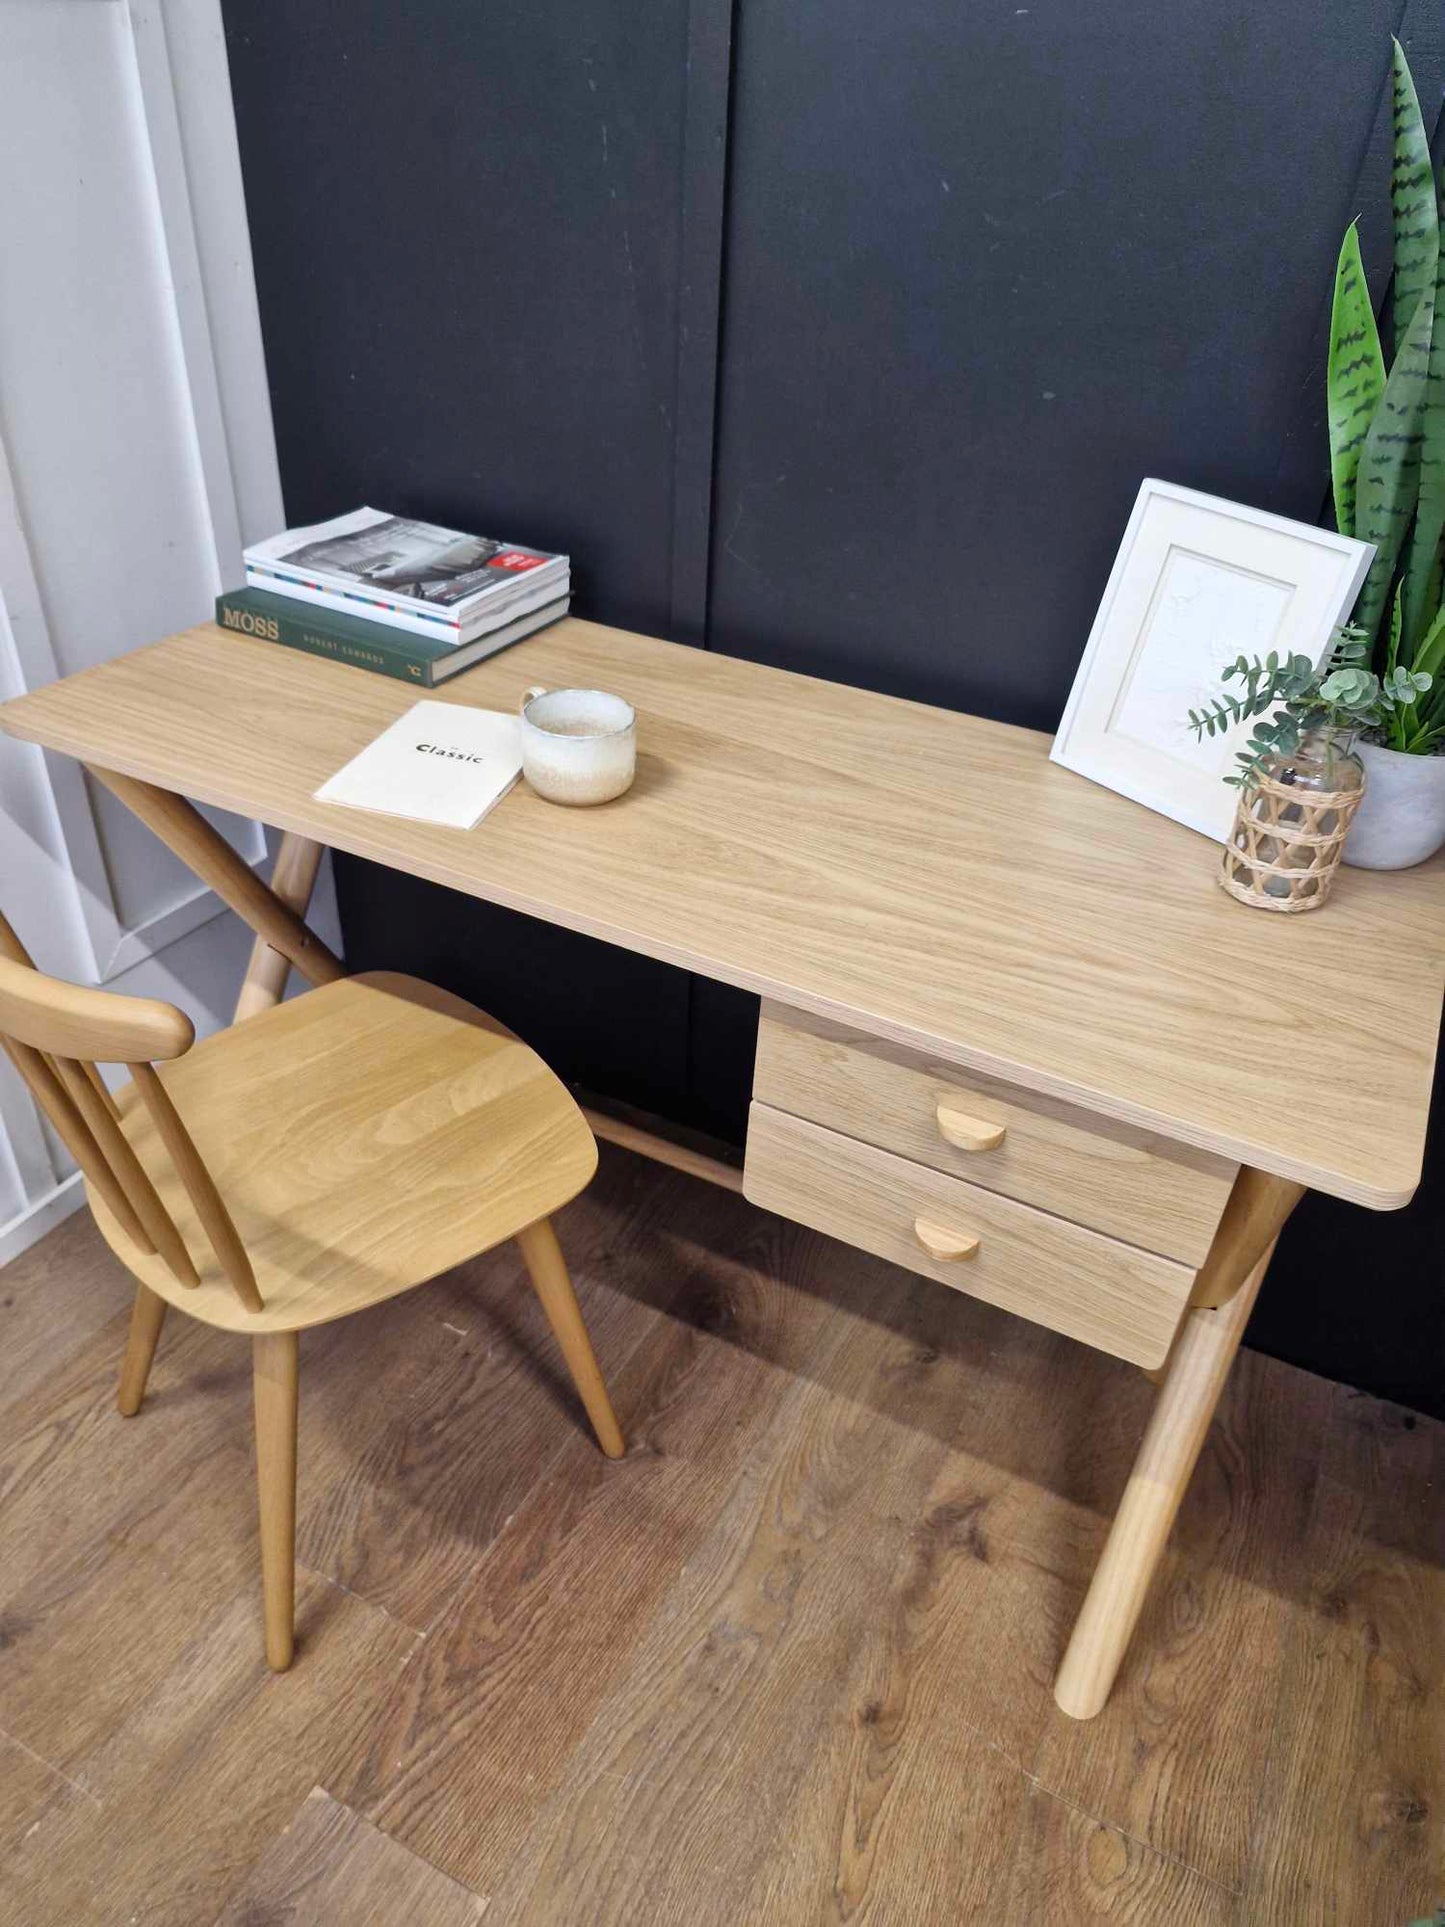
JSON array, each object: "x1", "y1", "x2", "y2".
[{"x1": 490, "y1": 552, "x2": 545, "y2": 572}]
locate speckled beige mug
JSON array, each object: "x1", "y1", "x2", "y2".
[{"x1": 520, "y1": 685, "x2": 636, "y2": 805}]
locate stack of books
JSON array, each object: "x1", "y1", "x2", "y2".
[{"x1": 216, "y1": 507, "x2": 570, "y2": 685}]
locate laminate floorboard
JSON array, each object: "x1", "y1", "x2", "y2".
[
  {"x1": 331, "y1": 1191, "x2": 851, "y2": 1896},
  {"x1": 293, "y1": 1149, "x2": 685, "y2": 1632},
  {"x1": 1242, "y1": 1398, "x2": 1445, "y2": 1924},
  {"x1": 213, "y1": 1786, "x2": 486, "y2": 1925},
  {"x1": 1006, "y1": 1788, "x2": 1238, "y2": 1923},
  {"x1": 1030, "y1": 1347, "x2": 1337, "y2": 1891},
  {"x1": 0, "y1": 1209, "x2": 132, "y2": 1410},
  {"x1": 0, "y1": 1145, "x2": 1438, "y2": 1924}
]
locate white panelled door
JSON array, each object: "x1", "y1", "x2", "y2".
[{"x1": 0, "y1": 0, "x2": 339, "y2": 1262}]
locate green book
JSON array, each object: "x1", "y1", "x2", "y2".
[{"x1": 214, "y1": 586, "x2": 569, "y2": 686}]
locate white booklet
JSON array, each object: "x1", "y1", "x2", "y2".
[{"x1": 315, "y1": 701, "x2": 522, "y2": 829}]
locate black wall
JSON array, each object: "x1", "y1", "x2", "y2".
[{"x1": 224, "y1": 1, "x2": 1445, "y2": 1416}]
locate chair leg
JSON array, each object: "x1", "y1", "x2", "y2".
[
  {"x1": 116, "y1": 1284, "x2": 168, "y2": 1416},
  {"x1": 515, "y1": 1218, "x2": 626, "y2": 1459},
  {"x1": 252, "y1": 1330, "x2": 299, "y2": 1671}
]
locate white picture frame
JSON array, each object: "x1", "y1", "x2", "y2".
[{"x1": 1050, "y1": 479, "x2": 1375, "y2": 842}]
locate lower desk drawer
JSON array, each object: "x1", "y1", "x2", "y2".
[{"x1": 743, "y1": 1102, "x2": 1194, "y2": 1368}]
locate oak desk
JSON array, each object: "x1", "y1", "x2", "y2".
[{"x1": 5, "y1": 616, "x2": 1444, "y2": 1717}]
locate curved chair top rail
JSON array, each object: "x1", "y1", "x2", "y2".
[
  {"x1": 0, "y1": 953, "x2": 194, "y2": 1062},
  {"x1": 0, "y1": 910, "x2": 261, "y2": 1312}
]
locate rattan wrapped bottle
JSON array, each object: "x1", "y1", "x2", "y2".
[{"x1": 1219, "y1": 729, "x2": 1365, "y2": 913}]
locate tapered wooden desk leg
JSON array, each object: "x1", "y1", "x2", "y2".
[
  {"x1": 234, "y1": 834, "x2": 327, "y2": 1022},
  {"x1": 116, "y1": 1284, "x2": 168, "y2": 1415},
  {"x1": 1054, "y1": 1167, "x2": 1305, "y2": 1720},
  {"x1": 253, "y1": 1330, "x2": 299, "y2": 1671},
  {"x1": 1054, "y1": 1245, "x2": 1275, "y2": 1719},
  {"x1": 516, "y1": 1217, "x2": 626, "y2": 1459},
  {"x1": 87, "y1": 767, "x2": 343, "y2": 989}
]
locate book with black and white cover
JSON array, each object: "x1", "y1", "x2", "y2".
[
  {"x1": 315, "y1": 701, "x2": 523, "y2": 829},
  {"x1": 245, "y1": 508, "x2": 569, "y2": 644}
]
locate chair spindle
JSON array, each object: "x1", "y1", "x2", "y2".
[
  {"x1": 2, "y1": 1037, "x2": 157, "y2": 1256},
  {"x1": 130, "y1": 1062, "x2": 263, "y2": 1313}
]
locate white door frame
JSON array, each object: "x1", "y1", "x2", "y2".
[{"x1": 0, "y1": 0, "x2": 329, "y2": 1263}]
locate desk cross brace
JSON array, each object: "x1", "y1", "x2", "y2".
[{"x1": 89, "y1": 765, "x2": 1307, "y2": 1721}]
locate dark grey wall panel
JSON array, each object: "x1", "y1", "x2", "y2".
[
  {"x1": 709, "y1": 0, "x2": 1404, "y2": 726},
  {"x1": 225, "y1": 0, "x2": 691, "y2": 639}
]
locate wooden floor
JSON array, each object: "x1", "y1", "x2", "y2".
[{"x1": 0, "y1": 1145, "x2": 1440, "y2": 1925}]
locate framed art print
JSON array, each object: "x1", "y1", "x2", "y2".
[{"x1": 1050, "y1": 479, "x2": 1375, "y2": 841}]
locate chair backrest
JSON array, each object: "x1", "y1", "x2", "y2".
[{"x1": 0, "y1": 912, "x2": 262, "y2": 1312}]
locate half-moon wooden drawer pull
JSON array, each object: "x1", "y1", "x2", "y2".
[
  {"x1": 913, "y1": 1216, "x2": 980, "y2": 1262},
  {"x1": 935, "y1": 1101, "x2": 1007, "y2": 1153}
]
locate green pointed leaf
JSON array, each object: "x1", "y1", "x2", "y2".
[
  {"x1": 1424, "y1": 533, "x2": 1444, "y2": 634},
  {"x1": 1353, "y1": 269, "x2": 1436, "y2": 645},
  {"x1": 1387, "y1": 580, "x2": 1404, "y2": 673},
  {"x1": 1389, "y1": 37, "x2": 1439, "y2": 353},
  {"x1": 1328, "y1": 223, "x2": 1386, "y2": 537},
  {"x1": 1409, "y1": 600, "x2": 1445, "y2": 682},
  {"x1": 1403, "y1": 149, "x2": 1445, "y2": 651}
]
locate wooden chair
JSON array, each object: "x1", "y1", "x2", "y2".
[{"x1": 0, "y1": 913, "x2": 624, "y2": 1670}]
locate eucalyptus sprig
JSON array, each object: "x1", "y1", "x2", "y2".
[{"x1": 1187, "y1": 623, "x2": 1432, "y2": 789}]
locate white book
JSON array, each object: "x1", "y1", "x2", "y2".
[
  {"x1": 246, "y1": 566, "x2": 568, "y2": 645},
  {"x1": 315, "y1": 702, "x2": 522, "y2": 830},
  {"x1": 246, "y1": 507, "x2": 568, "y2": 641}
]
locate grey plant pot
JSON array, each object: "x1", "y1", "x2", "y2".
[{"x1": 1344, "y1": 740, "x2": 1445, "y2": 869}]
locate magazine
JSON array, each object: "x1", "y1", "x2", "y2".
[{"x1": 245, "y1": 507, "x2": 569, "y2": 639}]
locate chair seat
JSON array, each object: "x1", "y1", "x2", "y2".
[{"x1": 87, "y1": 972, "x2": 597, "y2": 1332}]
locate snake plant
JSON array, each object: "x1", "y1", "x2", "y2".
[{"x1": 1326, "y1": 38, "x2": 1445, "y2": 752}]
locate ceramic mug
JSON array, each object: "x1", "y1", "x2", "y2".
[{"x1": 519, "y1": 685, "x2": 636, "y2": 805}]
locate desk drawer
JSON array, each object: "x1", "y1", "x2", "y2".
[
  {"x1": 754, "y1": 1003, "x2": 1234, "y2": 1266},
  {"x1": 743, "y1": 1103, "x2": 1193, "y2": 1368}
]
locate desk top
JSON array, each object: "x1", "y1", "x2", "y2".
[{"x1": 5, "y1": 618, "x2": 1444, "y2": 1207}]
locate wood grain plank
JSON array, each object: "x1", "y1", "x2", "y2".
[
  {"x1": 0, "y1": 1571, "x2": 416, "y2": 1927},
  {"x1": 0, "y1": 1211, "x2": 133, "y2": 1415},
  {"x1": 737, "y1": 1718, "x2": 1028, "y2": 1925},
  {"x1": 214, "y1": 1787, "x2": 486, "y2": 1925},
  {"x1": 0, "y1": 1732, "x2": 90, "y2": 1872},
  {"x1": 557, "y1": 1293, "x2": 1106, "y2": 1926},
  {"x1": 294, "y1": 1149, "x2": 681, "y2": 1630},
  {"x1": 1318, "y1": 1380, "x2": 1445, "y2": 1564},
  {"x1": 1007, "y1": 1786, "x2": 1238, "y2": 1923},
  {"x1": 329, "y1": 1203, "x2": 867, "y2": 1895},
  {"x1": 3, "y1": 619, "x2": 1442, "y2": 1203},
  {"x1": 0, "y1": 1303, "x2": 267, "y2": 1771},
  {"x1": 0, "y1": 1153, "x2": 1436, "y2": 1923},
  {"x1": 1244, "y1": 1409, "x2": 1445, "y2": 1924},
  {"x1": 483, "y1": 1253, "x2": 998, "y2": 1923},
  {"x1": 1031, "y1": 1348, "x2": 1335, "y2": 1891}
]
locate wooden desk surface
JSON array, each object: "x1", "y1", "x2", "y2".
[{"x1": 5, "y1": 617, "x2": 1443, "y2": 1207}]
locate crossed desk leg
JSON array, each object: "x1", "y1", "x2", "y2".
[
  {"x1": 1053, "y1": 1167, "x2": 1305, "y2": 1719},
  {"x1": 87, "y1": 768, "x2": 343, "y2": 1013}
]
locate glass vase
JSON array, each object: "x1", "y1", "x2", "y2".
[{"x1": 1219, "y1": 728, "x2": 1366, "y2": 913}]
